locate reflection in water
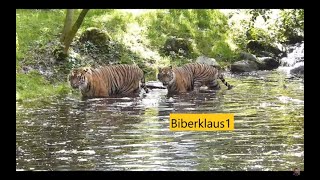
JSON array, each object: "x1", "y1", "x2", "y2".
[{"x1": 16, "y1": 71, "x2": 304, "y2": 171}]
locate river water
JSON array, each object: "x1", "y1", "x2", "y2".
[{"x1": 16, "y1": 70, "x2": 304, "y2": 171}]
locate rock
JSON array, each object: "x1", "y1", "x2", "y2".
[
  {"x1": 256, "y1": 57, "x2": 280, "y2": 70},
  {"x1": 287, "y1": 35, "x2": 304, "y2": 45},
  {"x1": 274, "y1": 42, "x2": 286, "y2": 52},
  {"x1": 246, "y1": 40, "x2": 283, "y2": 57},
  {"x1": 239, "y1": 52, "x2": 257, "y2": 61},
  {"x1": 196, "y1": 56, "x2": 219, "y2": 66},
  {"x1": 290, "y1": 62, "x2": 304, "y2": 77},
  {"x1": 230, "y1": 60, "x2": 259, "y2": 72},
  {"x1": 79, "y1": 27, "x2": 111, "y2": 46},
  {"x1": 257, "y1": 51, "x2": 275, "y2": 57},
  {"x1": 146, "y1": 81, "x2": 166, "y2": 89},
  {"x1": 163, "y1": 37, "x2": 192, "y2": 56}
]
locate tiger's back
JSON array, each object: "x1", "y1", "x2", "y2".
[
  {"x1": 69, "y1": 64, "x2": 148, "y2": 98},
  {"x1": 158, "y1": 63, "x2": 232, "y2": 94}
]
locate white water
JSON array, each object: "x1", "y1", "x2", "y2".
[
  {"x1": 278, "y1": 42, "x2": 304, "y2": 76},
  {"x1": 280, "y1": 42, "x2": 304, "y2": 67}
]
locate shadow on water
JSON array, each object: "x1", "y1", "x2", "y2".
[{"x1": 16, "y1": 70, "x2": 304, "y2": 171}]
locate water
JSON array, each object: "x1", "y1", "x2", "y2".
[
  {"x1": 16, "y1": 70, "x2": 304, "y2": 171},
  {"x1": 280, "y1": 42, "x2": 304, "y2": 67}
]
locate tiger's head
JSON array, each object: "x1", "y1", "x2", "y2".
[
  {"x1": 157, "y1": 65, "x2": 175, "y2": 86},
  {"x1": 68, "y1": 67, "x2": 92, "y2": 91}
]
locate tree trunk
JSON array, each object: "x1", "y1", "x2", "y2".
[
  {"x1": 60, "y1": 9, "x2": 74, "y2": 43},
  {"x1": 63, "y1": 9, "x2": 89, "y2": 55}
]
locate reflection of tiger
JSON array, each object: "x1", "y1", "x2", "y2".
[
  {"x1": 68, "y1": 64, "x2": 148, "y2": 98},
  {"x1": 157, "y1": 63, "x2": 233, "y2": 94}
]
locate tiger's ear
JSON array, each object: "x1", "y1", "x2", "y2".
[
  {"x1": 158, "y1": 67, "x2": 162, "y2": 72},
  {"x1": 83, "y1": 67, "x2": 90, "y2": 73}
]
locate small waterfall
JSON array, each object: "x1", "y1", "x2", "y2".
[
  {"x1": 280, "y1": 42, "x2": 304, "y2": 67},
  {"x1": 278, "y1": 42, "x2": 304, "y2": 77}
]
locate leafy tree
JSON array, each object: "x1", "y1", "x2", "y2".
[
  {"x1": 275, "y1": 9, "x2": 304, "y2": 43},
  {"x1": 60, "y1": 9, "x2": 90, "y2": 56}
]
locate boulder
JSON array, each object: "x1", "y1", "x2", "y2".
[
  {"x1": 256, "y1": 57, "x2": 280, "y2": 70},
  {"x1": 196, "y1": 56, "x2": 219, "y2": 66},
  {"x1": 239, "y1": 52, "x2": 257, "y2": 61},
  {"x1": 246, "y1": 40, "x2": 283, "y2": 57},
  {"x1": 230, "y1": 60, "x2": 259, "y2": 72},
  {"x1": 290, "y1": 62, "x2": 304, "y2": 77}
]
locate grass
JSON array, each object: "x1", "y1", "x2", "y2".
[
  {"x1": 16, "y1": 9, "x2": 69, "y2": 101},
  {"x1": 18, "y1": 9, "x2": 272, "y2": 101},
  {"x1": 16, "y1": 71, "x2": 70, "y2": 101},
  {"x1": 16, "y1": 9, "x2": 239, "y2": 101},
  {"x1": 136, "y1": 9, "x2": 238, "y2": 63},
  {"x1": 16, "y1": 9, "x2": 65, "y2": 61}
]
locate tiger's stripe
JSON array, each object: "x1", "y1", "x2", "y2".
[
  {"x1": 69, "y1": 64, "x2": 148, "y2": 98},
  {"x1": 157, "y1": 63, "x2": 233, "y2": 94}
]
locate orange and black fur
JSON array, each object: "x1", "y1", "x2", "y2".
[
  {"x1": 157, "y1": 63, "x2": 233, "y2": 94},
  {"x1": 68, "y1": 64, "x2": 148, "y2": 98}
]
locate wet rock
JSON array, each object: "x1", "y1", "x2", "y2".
[
  {"x1": 290, "y1": 62, "x2": 304, "y2": 77},
  {"x1": 246, "y1": 40, "x2": 283, "y2": 58},
  {"x1": 196, "y1": 56, "x2": 219, "y2": 66},
  {"x1": 146, "y1": 81, "x2": 166, "y2": 90},
  {"x1": 287, "y1": 35, "x2": 304, "y2": 45},
  {"x1": 258, "y1": 51, "x2": 275, "y2": 58},
  {"x1": 256, "y1": 57, "x2": 280, "y2": 70},
  {"x1": 239, "y1": 52, "x2": 257, "y2": 61},
  {"x1": 230, "y1": 60, "x2": 259, "y2": 72}
]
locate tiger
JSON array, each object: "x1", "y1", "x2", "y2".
[
  {"x1": 68, "y1": 64, "x2": 149, "y2": 98},
  {"x1": 157, "y1": 63, "x2": 233, "y2": 94}
]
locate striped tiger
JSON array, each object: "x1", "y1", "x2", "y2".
[
  {"x1": 68, "y1": 64, "x2": 149, "y2": 98},
  {"x1": 157, "y1": 63, "x2": 233, "y2": 94}
]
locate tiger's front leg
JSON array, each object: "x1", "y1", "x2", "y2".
[{"x1": 193, "y1": 80, "x2": 202, "y2": 93}]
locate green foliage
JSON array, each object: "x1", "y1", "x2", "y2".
[
  {"x1": 274, "y1": 9, "x2": 304, "y2": 43},
  {"x1": 16, "y1": 33, "x2": 19, "y2": 51},
  {"x1": 228, "y1": 9, "x2": 303, "y2": 52},
  {"x1": 16, "y1": 71, "x2": 71, "y2": 100},
  {"x1": 16, "y1": 33, "x2": 22, "y2": 68},
  {"x1": 16, "y1": 9, "x2": 304, "y2": 101},
  {"x1": 246, "y1": 9, "x2": 272, "y2": 27},
  {"x1": 211, "y1": 40, "x2": 237, "y2": 63},
  {"x1": 229, "y1": 10, "x2": 274, "y2": 51},
  {"x1": 16, "y1": 9, "x2": 65, "y2": 61},
  {"x1": 82, "y1": 10, "x2": 134, "y2": 38},
  {"x1": 137, "y1": 9, "x2": 235, "y2": 61}
]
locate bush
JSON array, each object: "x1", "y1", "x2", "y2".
[
  {"x1": 138, "y1": 9, "x2": 236, "y2": 62},
  {"x1": 274, "y1": 9, "x2": 304, "y2": 44}
]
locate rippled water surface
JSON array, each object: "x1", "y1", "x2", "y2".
[{"x1": 16, "y1": 71, "x2": 304, "y2": 171}]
